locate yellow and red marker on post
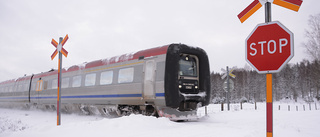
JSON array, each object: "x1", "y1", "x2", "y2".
[
  {"x1": 51, "y1": 34, "x2": 69, "y2": 126},
  {"x1": 266, "y1": 74, "x2": 273, "y2": 137}
]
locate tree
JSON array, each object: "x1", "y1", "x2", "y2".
[{"x1": 303, "y1": 13, "x2": 320, "y2": 61}]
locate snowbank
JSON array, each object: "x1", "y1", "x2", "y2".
[{"x1": 1, "y1": 102, "x2": 319, "y2": 137}]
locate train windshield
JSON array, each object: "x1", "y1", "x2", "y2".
[{"x1": 179, "y1": 55, "x2": 198, "y2": 77}]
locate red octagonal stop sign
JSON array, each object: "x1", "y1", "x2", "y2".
[{"x1": 246, "y1": 21, "x2": 294, "y2": 74}]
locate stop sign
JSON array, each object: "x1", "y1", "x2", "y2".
[{"x1": 246, "y1": 21, "x2": 294, "y2": 74}]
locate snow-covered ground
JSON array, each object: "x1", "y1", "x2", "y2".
[{"x1": 1, "y1": 102, "x2": 319, "y2": 137}]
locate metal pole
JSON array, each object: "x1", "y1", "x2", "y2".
[
  {"x1": 227, "y1": 66, "x2": 230, "y2": 111},
  {"x1": 265, "y1": 2, "x2": 271, "y2": 23},
  {"x1": 57, "y1": 37, "x2": 63, "y2": 126}
]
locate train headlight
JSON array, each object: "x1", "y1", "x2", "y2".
[
  {"x1": 179, "y1": 85, "x2": 182, "y2": 88},
  {"x1": 195, "y1": 86, "x2": 198, "y2": 89}
]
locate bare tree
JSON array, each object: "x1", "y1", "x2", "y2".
[{"x1": 303, "y1": 13, "x2": 320, "y2": 61}]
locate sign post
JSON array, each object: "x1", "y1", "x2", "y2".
[
  {"x1": 51, "y1": 34, "x2": 69, "y2": 126},
  {"x1": 265, "y1": 3, "x2": 273, "y2": 137},
  {"x1": 221, "y1": 66, "x2": 236, "y2": 111},
  {"x1": 239, "y1": 0, "x2": 302, "y2": 137}
]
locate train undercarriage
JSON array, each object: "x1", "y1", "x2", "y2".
[{"x1": 0, "y1": 101, "x2": 201, "y2": 121}]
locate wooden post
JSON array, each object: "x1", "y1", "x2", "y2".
[
  {"x1": 309, "y1": 103, "x2": 311, "y2": 110},
  {"x1": 205, "y1": 106, "x2": 208, "y2": 116},
  {"x1": 255, "y1": 102, "x2": 257, "y2": 110},
  {"x1": 221, "y1": 103, "x2": 224, "y2": 111}
]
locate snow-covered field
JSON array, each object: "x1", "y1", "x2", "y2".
[{"x1": 1, "y1": 102, "x2": 319, "y2": 137}]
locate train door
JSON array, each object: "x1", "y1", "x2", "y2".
[
  {"x1": 143, "y1": 60, "x2": 156, "y2": 99},
  {"x1": 36, "y1": 79, "x2": 43, "y2": 104}
]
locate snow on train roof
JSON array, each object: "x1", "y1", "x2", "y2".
[
  {"x1": 68, "y1": 45, "x2": 169, "y2": 71},
  {"x1": 0, "y1": 76, "x2": 33, "y2": 85},
  {"x1": 1, "y1": 45, "x2": 169, "y2": 84},
  {"x1": 32, "y1": 45, "x2": 169, "y2": 79}
]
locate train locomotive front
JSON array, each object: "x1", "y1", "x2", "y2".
[
  {"x1": 0, "y1": 44, "x2": 210, "y2": 120},
  {"x1": 159, "y1": 44, "x2": 211, "y2": 119}
]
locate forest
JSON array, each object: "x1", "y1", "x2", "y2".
[{"x1": 210, "y1": 59, "x2": 320, "y2": 103}]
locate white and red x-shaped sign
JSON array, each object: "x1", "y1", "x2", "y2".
[
  {"x1": 51, "y1": 34, "x2": 69, "y2": 60},
  {"x1": 238, "y1": 0, "x2": 303, "y2": 23}
]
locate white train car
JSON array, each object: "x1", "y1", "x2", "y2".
[{"x1": 0, "y1": 44, "x2": 211, "y2": 120}]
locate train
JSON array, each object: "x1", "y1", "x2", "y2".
[{"x1": 0, "y1": 44, "x2": 211, "y2": 120}]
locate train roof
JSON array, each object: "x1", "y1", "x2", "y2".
[{"x1": 0, "y1": 45, "x2": 170, "y2": 84}]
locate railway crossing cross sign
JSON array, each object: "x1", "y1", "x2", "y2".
[
  {"x1": 51, "y1": 34, "x2": 69, "y2": 126},
  {"x1": 51, "y1": 35, "x2": 69, "y2": 60},
  {"x1": 221, "y1": 67, "x2": 236, "y2": 79},
  {"x1": 245, "y1": 21, "x2": 294, "y2": 74},
  {"x1": 237, "y1": 0, "x2": 303, "y2": 23}
]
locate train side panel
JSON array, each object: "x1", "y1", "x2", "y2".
[
  {"x1": 0, "y1": 76, "x2": 32, "y2": 107},
  {"x1": 28, "y1": 47, "x2": 168, "y2": 110}
]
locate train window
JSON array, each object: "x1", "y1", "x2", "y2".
[
  {"x1": 62, "y1": 78, "x2": 69, "y2": 88},
  {"x1": 32, "y1": 82, "x2": 36, "y2": 91},
  {"x1": 179, "y1": 55, "x2": 198, "y2": 77},
  {"x1": 72, "y1": 75, "x2": 82, "y2": 87},
  {"x1": 100, "y1": 71, "x2": 113, "y2": 85},
  {"x1": 52, "y1": 79, "x2": 57, "y2": 89},
  {"x1": 24, "y1": 83, "x2": 28, "y2": 91},
  {"x1": 85, "y1": 73, "x2": 96, "y2": 86},
  {"x1": 9, "y1": 86, "x2": 13, "y2": 92},
  {"x1": 118, "y1": 68, "x2": 134, "y2": 83},
  {"x1": 18, "y1": 84, "x2": 23, "y2": 92},
  {"x1": 43, "y1": 81, "x2": 48, "y2": 90}
]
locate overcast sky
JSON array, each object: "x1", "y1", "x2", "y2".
[{"x1": 0, "y1": 0, "x2": 319, "y2": 82}]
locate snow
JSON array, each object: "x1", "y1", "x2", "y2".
[{"x1": 1, "y1": 102, "x2": 319, "y2": 137}]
